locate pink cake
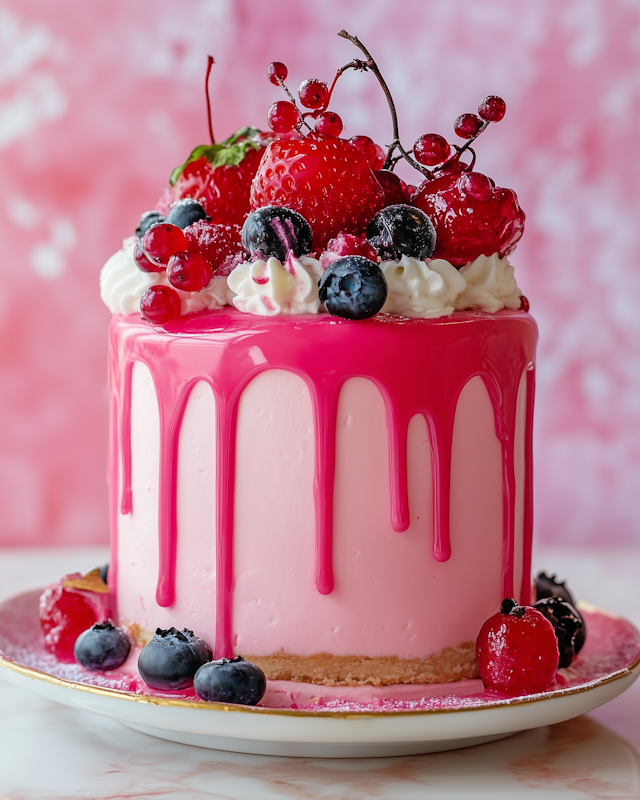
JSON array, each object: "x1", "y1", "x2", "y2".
[{"x1": 100, "y1": 36, "x2": 535, "y2": 687}]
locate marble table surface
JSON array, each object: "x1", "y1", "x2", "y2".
[{"x1": 1, "y1": 545, "x2": 639, "y2": 799}]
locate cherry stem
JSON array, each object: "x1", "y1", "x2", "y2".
[{"x1": 205, "y1": 56, "x2": 215, "y2": 144}]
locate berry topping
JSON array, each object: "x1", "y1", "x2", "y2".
[
  {"x1": 39, "y1": 575, "x2": 100, "y2": 662},
  {"x1": 458, "y1": 172, "x2": 493, "y2": 202},
  {"x1": 267, "y1": 101, "x2": 300, "y2": 134},
  {"x1": 349, "y1": 135, "x2": 378, "y2": 167},
  {"x1": 138, "y1": 627, "x2": 212, "y2": 691},
  {"x1": 142, "y1": 223, "x2": 188, "y2": 266},
  {"x1": 374, "y1": 169, "x2": 409, "y2": 206},
  {"x1": 367, "y1": 204, "x2": 436, "y2": 261},
  {"x1": 135, "y1": 211, "x2": 164, "y2": 239},
  {"x1": 165, "y1": 198, "x2": 210, "y2": 229},
  {"x1": 520, "y1": 295, "x2": 530, "y2": 312},
  {"x1": 194, "y1": 656, "x2": 267, "y2": 705},
  {"x1": 534, "y1": 571, "x2": 576, "y2": 606},
  {"x1": 314, "y1": 110, "x2": 343, "y2": 137},
  {"x1": 413, "y1": 133, "x2": 450, "y2": 167},
  {"x1": 267, "y1": 61, "x2": 288, "y2": 86},
  {"x1": 251, "y1": 135, "x2": 385, "y2": 251},
  {"x1": 476, "y1": 598, "x2": 559, "y2": 695},
  {"x1": 320, "y1": 232, "x2": 378, "y2": 269},
  {"x1": 74, "y1": 621, "x2": 131, "y2": 672},
  {"x1": 133, "y1": 240, "x2": 164, "y2": 274},
  {"x1": 167, "y1": 251, "x2": 213, "y2": 293},
  {"x1": 140, "y1": 285, "x2": 181, "y2": 325},
  {"x1": 454, "y1": 113, "x2": 484, "y2": 139},
  {"x1": 318, "y1": 256, "x2": 387, "y2": 320},
  {"x1": 298, "y1": 78, "x2": 329, "y2": 110},
  {"x1": 184, "y1": 221, "x2": 243, "y2": 275},
  {"x1": 533, "y1": 597, "x2": 586, "y2": 668},
  {"x1": 478, "y1": 95, "x2": 506, "y2": 123},
  {"x1": 241, "y1": 206, "x2": 313, "y2": 262}
]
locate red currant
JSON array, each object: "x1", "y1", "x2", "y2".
[
  {"x1": 39, "y1": 576, "x2": 99, "y2": 662},
  {"x1": 458, "y1": 171, "x2": 493, "y2": 202},
  {"x1": 167, "y1": 251, "x2": 213, "y2": 292},
  {"x1": 267, "y1": 61, "x2": 287, "y2": 86},
  {"x1": 298, "y1": 78, "x2": 329, "y2": 110},
  {"x1": 520, "y1": 295, "x2": 530, "y2": 312},
  {"x1": 142, "y1": 224, "x2": 188, "y2": 265},
  {"x1": 267, "y1": 100, "x2": 300, "y2": 134},
  {"x1": 454, "y1": 113, "x2": 484, "y2": 139},
  {"x1": 140, "y1": 285, "x2": 181, "y2": 324},
  {"x1": 478, "y1": 95, "x2": 506, "y2": 123},
  {"x1": 413, "y1": 133, "x2": 450, "y2": 167},
  {"x1": 133, "y1": 240, "x2": 164, "y2": 273},
  {"x1": 314, "y1": 110, "x2": 343, "y2": 137},
  {"x1": 349, "y1": 135, "x2": 377, "y2": 166}
]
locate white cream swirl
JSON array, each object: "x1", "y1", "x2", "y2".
[
  {"x1": 227, "y1": 254, "x2": 323, "y2": 316},
  {"x1": 453, "y1": 253, "x2": 521, "y2": 313},
  {"x1": 380, "y1": 255, "x2": 467, "y2": 319}
]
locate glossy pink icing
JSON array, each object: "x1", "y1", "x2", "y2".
[{"x1": 108, "y1": 308, "x2": 536, "y2": 659}]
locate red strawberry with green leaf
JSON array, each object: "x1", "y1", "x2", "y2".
[
  {"x1": 170, "y1": 127, "x2": 271, "y2": 227},
  {"x1": 250, "y1": 134, "x2": 385, "y2": 252}
]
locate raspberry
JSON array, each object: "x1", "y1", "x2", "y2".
[
  {"x1": 251, "y1": 135, "x2": 385, "y2": 252},
  {"x1": 321, "y1": 232, "x2": 378, "y2": 266},
  {"x1": 39, "y1": 575, "x2": 99, "y2": 662},
  {"x1": 184, "y1": 221, "x2": 243, "y2": 275},
  {"x1": 476, "y1": 599, "x2": 559, "y2": 696}
]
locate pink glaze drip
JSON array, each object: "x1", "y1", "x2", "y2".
[{"x1": 108, "y1": 309, "x2": 536, "y2": 658}]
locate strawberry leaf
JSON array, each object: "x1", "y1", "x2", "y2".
[{"x1": 169, "y1": 127, "x2": 263, "y2": 186}]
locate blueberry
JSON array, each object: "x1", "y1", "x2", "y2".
[
  {"x1": 135, "y1": 211, "x2": 164, "y2": 239},
  {"x1": 534, "y1": 597, "x2": 586, "y2": 668},
  {"x1": 138, "y1": 627, "x2": 212, "y2": 691},
  {"x1": 98, "y1": 562, "x2": 109, "y2": 585},
  {"x1": 535, "y1": 571, "x2": 576, "y2": 606},
  {"x1": 241, "y1": 205, "x2": 313, "y2": 262},
  {"x1": 194, "y1": 656, "x2": 266, "y2": 705},
  {"x1": 366, "y1": 204, "x2": 436, "y2": 261},
  {"x1": 318, "y1": 256, "x2": 387, "y2": 320},
  {"x1": 74, "y1": 620, "x2": 131, "y2": 671},
  {"x1": 165, "y1": 199, "x2": 210, "y2": 229}
]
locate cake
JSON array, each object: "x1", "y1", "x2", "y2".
[{"x1": 97, "y1": 34, "x2": 536, "y2": 689}]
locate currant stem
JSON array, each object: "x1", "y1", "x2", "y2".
[
  {"x1": 205, "y1": 56, "x2": 215, "y2": 144},
  {"x1": 275, "y1": 77, "x2": 313, "y2": 133}
]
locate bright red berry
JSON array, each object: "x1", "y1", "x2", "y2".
[
  {"x1": 374, "y1": 169, "x2": 409, "y2": 205},
  {"x1": 520, "y1": 295, "x2": 530, "y2": 312},
  {"x1": 142, "y1": 224, "x2": 188, "y2": 265},
  {"x1": 133, "y1": 240, "x2": 164, "y2": 273},
  {"x1": 140, "y1": 285, "x2": 182, "y2": 324},
  {"x1": 478, "y1": 95, "x2": 506, "y2": 123},
  {"x1": 349, "y1": 135, "x2": 377, "y2": 166},
  {"x1": 320, "y1": 232, "x2": 378, "y2": 268},
  {"x1": 454, "y1": 113, "x2": 484, "y2": 139},
  {"x1": 298, "y1": 78, "x2": 329, "y2": 109},
  {"x1": 267, "y1": 61, "x2": 288, "y2": 86},
  {"x1": 267, "y1": 101, "x2": 300, "y2": 134},
  {"x1": 476, "y1": 599, "x2": 559, "y2": 696},
  {"x1": 458, "y1": 171, "x2": 493, "y2": 202},
  {"x1": 167, "y1": 251, "x2": 213, "y2": 292},
  {"x1": 314, "y1": 111, "x2": 343, "y2": 137},
  {"x1": 372, "y1": 143, "x2": 386, "y2": 170},
  {"x1": 251, "y1": 135, "x2": 385, "y2": 251},
  {"x1": 184, "y1": 220, "x2": 243, "y2": 275},
  {"x1": 413, "y1": 133, "x2": 450, "y2": 167},
  {"x1": 39, "y1": 575, "x2": 99, "y2": 662}
]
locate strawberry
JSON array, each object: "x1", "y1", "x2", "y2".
[
  {"x1": 170, "y1": 127, "x2": 271, "y2": 227},
  {"x1": 250, "y1": 134, "x2": 385, "y2": 252}
]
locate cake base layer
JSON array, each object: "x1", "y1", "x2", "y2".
[{"x1": 245, "y1": 644, "x2": 478, "y2": 686}]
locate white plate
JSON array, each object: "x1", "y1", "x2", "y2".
[{"x1": 1, "y1": 591, "x2": 639, "y2": 758}]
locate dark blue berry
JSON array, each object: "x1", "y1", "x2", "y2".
[
  {"x1": 136, "y1": 211, "x2": 164, "y2": 239},
  {"x1": 318, "y1": 256, "x2": 387, "y2": 320},
  {"x1": 366, "y1": 204, "x2": 436, "y2": 261},
  {"x1": 535, "y1": 571, "x2": 576, "y2": 606},
  {"x1": 98, "y1": 563, "x2": 109, "y2": 585},
  {"x1": 194, "y1": 656, "x2": 266, "y2": 705},
  {"x1": 534, "y1": 597, "x2": 586, "y2": 668},
  {"x1": 241, "y1": 205, "x2": 313, "y2": 262},
  {"x1": 165, "y1": 199, "x2": 210, "y2": 229},
  {"x1": 74, "y1": 620, "x2": 130, "y2": 671},
  {"x1": 138, "y1": 627, "x2": 212, "y2": 691}
]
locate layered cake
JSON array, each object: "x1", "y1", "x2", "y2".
[{"x1": 97, "y1": 34, "x2": 537, "y2": 688}]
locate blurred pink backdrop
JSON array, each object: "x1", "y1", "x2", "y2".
[{"x1": 1, "y1": 0, "x2": 639, "y2": 546}]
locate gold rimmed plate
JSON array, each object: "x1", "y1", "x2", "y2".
[{"x1": 1, "y1": 590, "x2": 639, "y2": 757}]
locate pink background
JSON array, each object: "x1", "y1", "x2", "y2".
[{"x1": 0, "y1": 0, "x2": 639, "y2": 547}]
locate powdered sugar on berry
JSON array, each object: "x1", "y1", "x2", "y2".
[
  {"x1": 453, "y1": 253, "x2": 521, "y2": 313},
  {"x1": 380, "y1": 255, "x2": 467, "y2": 319},
  {"x1": 228, "y1": 254, "x2": 323, "y2": 316}
]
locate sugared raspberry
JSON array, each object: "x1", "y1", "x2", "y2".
[
  {"x1": 320, "y1": 232, "x2": 378, "y2": 268},
  {"x1": 39, "y1": 575, "x2": 100, "y2": 662},
  {"x1": 184, "y1": 221, "x2": 243, "y2": 275}
]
